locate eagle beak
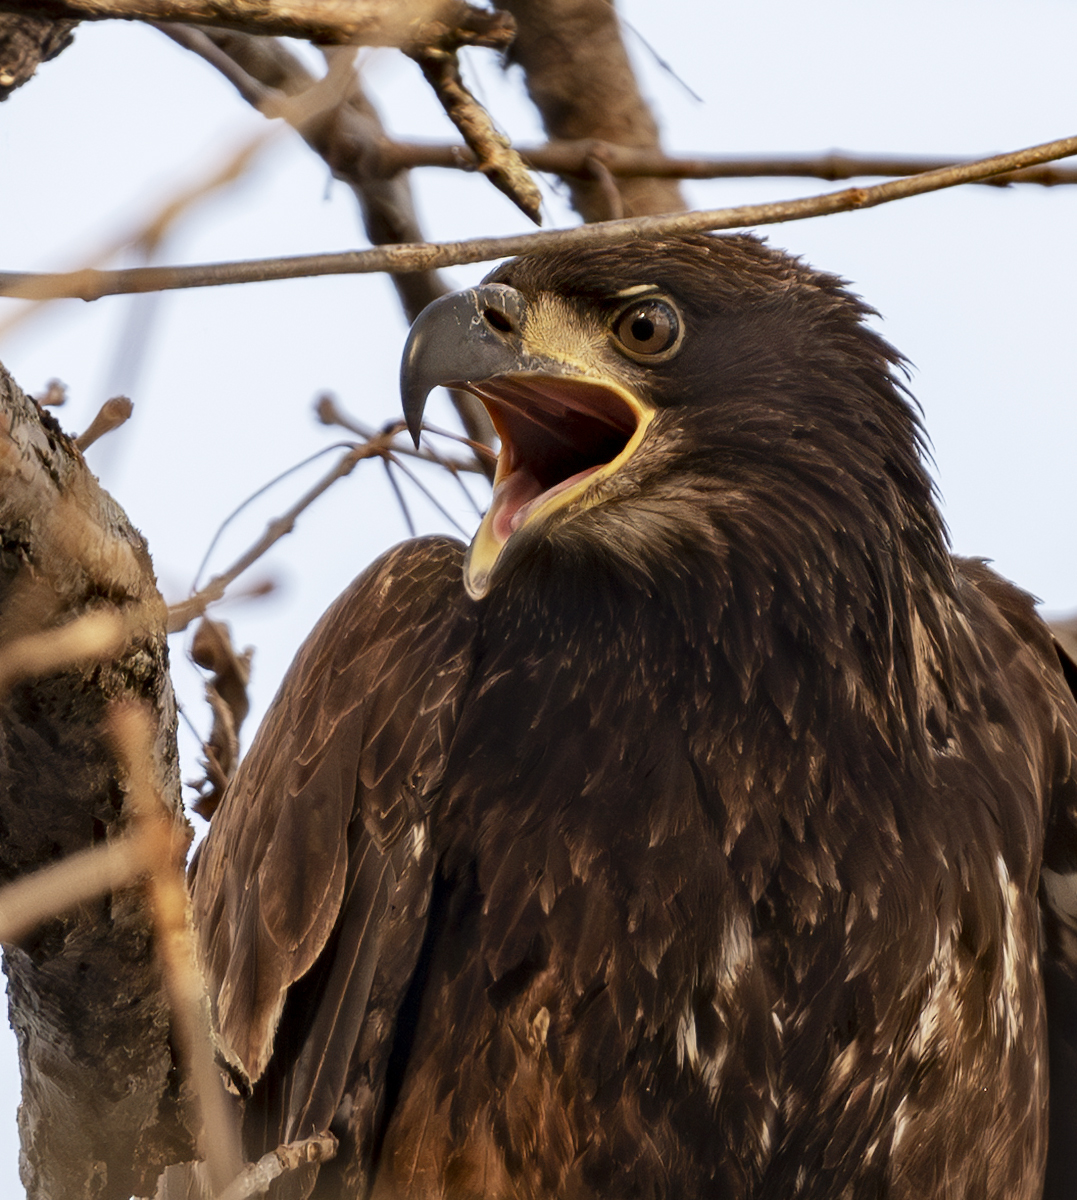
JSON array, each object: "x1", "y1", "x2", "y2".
[
  {"x1": 401, "y1": 284, "x2": 654, "y2": 600},
  {"x1": 400, "y1": 284, "x2": 529, "y2": 447}
]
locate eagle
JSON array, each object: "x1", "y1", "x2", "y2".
[{"x1": 188, "y1": 233, "x2": 1077, "y2": 1200}]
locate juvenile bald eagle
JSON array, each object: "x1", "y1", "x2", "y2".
[{"x1": 190, "y1": 234, "x2": 1077, "y2": 1200}]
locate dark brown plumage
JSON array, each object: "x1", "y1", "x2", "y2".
[{"x1": 190, "y1": 234, "x2": 1077, "y2": 1199}]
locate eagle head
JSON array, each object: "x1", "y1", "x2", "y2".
[{"x1": 401, "y1": 233, "x2": 947, "y2": 604}]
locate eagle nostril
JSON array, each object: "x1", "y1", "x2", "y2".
[{"x1": 483, "y1": 307, "x2": 514, "y2": 334}]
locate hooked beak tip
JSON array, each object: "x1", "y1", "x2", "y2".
[{"x1": 399, "y1": 284, "x2": 528, "y2": 452}]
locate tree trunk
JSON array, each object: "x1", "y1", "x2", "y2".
[{"x1": 0, "y1": 364, "x2": 195, "y2": 1199}]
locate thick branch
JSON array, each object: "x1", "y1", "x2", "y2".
[
  {"x1": 0, "y1": 0, "x2": 509, "y2": 47},
  {"x1": 0, "y1": 362, "x2": 194, "y2": 1198},
  {"x1": 4, "y1": 131, "x2": 1074, "y2": 302},
  {"x1": 501, "y1": 0, "x2": 684, "y2": 219}
]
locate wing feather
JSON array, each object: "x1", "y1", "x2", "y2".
[
  {"x1": 190, "y1": 537, "x2": 477, "y2": 1146},
  {"x1": 957, "y1": 559, "x2": 1077, "y2": 1200}
]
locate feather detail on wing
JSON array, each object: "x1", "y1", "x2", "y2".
[
  {"x1": 1040, "y1": 628, "x2": 1077, "y2": 1200},
  {"x1": 956, "y1": 559, "x2": 1077, "y2": 1200},
  {"x1": 190, "y1": 537, "x2": 477, "y2": 1121}
]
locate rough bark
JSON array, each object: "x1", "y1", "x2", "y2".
[
  {"x1": 0, "y1": 12, "x2": 77, "y2": 100},
  {"x1": 0, "y1": 363, "x2": 195, "y2": 1199},
  {"x1": 500, "y1": 0, "x2": 685, "y2": 220}
]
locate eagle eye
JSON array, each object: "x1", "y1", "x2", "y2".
[{"x1": 611, "y1": 298, "x2": 682, "y2": 362}]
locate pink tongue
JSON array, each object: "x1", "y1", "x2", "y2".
[{"x1": 492, "y1": 472, "x2": 543, "y2": 543}]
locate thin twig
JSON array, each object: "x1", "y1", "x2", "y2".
[
  {"x1": 5, "y1": 131, "x2": 1075, "y2": 302},
  {"x1": 190, "y1": 442, "x2": 354, "y2": 594},
  {"x1": 168, "y1": 436, "x2": 397, "y2": 633},
  {"x1": 617, "y1": 13, "x2": 702, "y2": 105},
  {"x1": 440, "y1": 456, "x2": 485, "y2": 517},
  {"x1": 35, "y1": 378, "x2": 67, "y2": 406},
  {"x1": 187, "y1": 617, "x2": 252, "y2": 820},
  {"x1": 418, "y1": 419, "x2": 499, "y2": 463},
  {"x1": 385, "y1": 451, "x2": 470, "y2": 536},
  {"x1": 108, "y1": 701, "x2": 245, "y2": 1195},
  {"x1": 383, "y1": 458, "x2": 417, "y2": 536},
  {"x1": 375, "y1": 139, "x2": 1077, "y2": 186},
  {"x1": 585, "y1": 153, "x2": 624, "y2": 220},
  {"x1": 316, "y1": 394, "x2": 488, "y2": 472},
  {"x1": 171, "y1": 412, "x2": 494, "y2": 636}
]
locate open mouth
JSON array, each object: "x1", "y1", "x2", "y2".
[{"x1": 469, "y1": 374, "x2": 645, "y2": 544}]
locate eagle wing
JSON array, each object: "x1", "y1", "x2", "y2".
[
  {"x1": 1040, "y1": 632, "x2": 1077, "y2": 1200},
  {"x1": 957, "y1": 559, "x2": 1077, "y2": 1200},
  {"x1": 189, "y1": 536, "x2": 476, "y2": 1172}
]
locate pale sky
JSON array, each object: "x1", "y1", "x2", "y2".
[{"x1": 0, "y1": 0, "x2": 1075, "y2": 1189}]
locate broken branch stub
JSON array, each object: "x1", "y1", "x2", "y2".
[
  {"x1": 412, "y1": 44, "x2": 542, "y2": 223},
  {"x1": 0, "y1": 361, "x2": 194, "y2": 1199}
]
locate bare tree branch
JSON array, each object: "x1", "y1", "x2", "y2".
[
  {"x1": 373, "y1": 139, "x2": 1077, "y2": 188},
  {"x1": 4, "y1": 131, "x2": 1075, "y2": 303},
  {"x1": 500, "y1": 0, "x2": 685, "y2": 220},
  {"x1": 0, "y1": 701, "x2": 240, "y2": 1193},
  {"x1": 0, "y1": 0, "x2": 509, "y2": 49},
  {"x1": 35, "y1": 379, "x2": 68, "y2": 406},
  {"x1": 0, "y1": 127, "x2": 275, "y2": 344},
  {"x1": 315, "y1": 393, "x2": 490, "y2": 473},
  {"x1": 411, "y1": 43, "x2": 542, "y2": 222},
  {"x1": 167, "y1": 412, "x2": 491, "y2": 636}
]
